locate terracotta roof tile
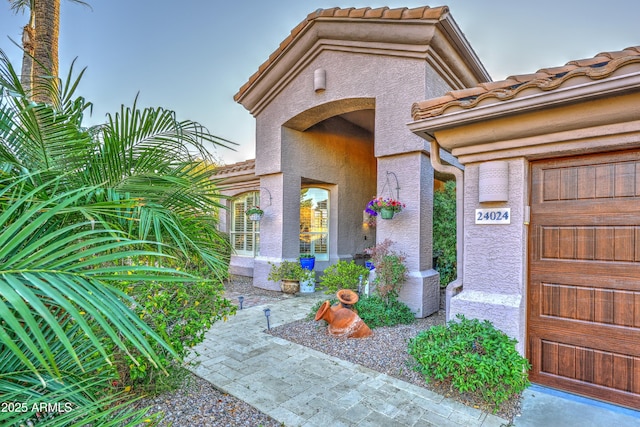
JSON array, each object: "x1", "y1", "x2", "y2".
[
  {"x1": 213, "y1": 159, "x2": 256, "y2": 175},
  {"x1": 505, "y1": 72, "x2": 549, "y2": 83},
  {"x1": 364, "y1": 7, "x2": 388, "y2": 18},
  {"x1": 448, "y1": 86, "x2": 486, "y2": 100},
  {"x1": 414, "y1": 93, "x2": 457, "y2": 111},
  {"x1": 478, "y1": 79, "x2": 520, "y2": 91},
  {"x1": 412, "y1": 46, "x2": 640, "y2": 120},
  {"x1": 382, "y1": 7, "x2": 406, "y2": 19},
  {"x1": 567, "y1": 56, "x2": 611, "y2": 67},
  {"x1": 349, "y1": 7, "x2": 370, "y2": 18},
  {"x1": 537, "y1": 64, "x2": 579, "y2": 76},
  {"x1": 333, "y1": 8, "x2": 355, "y2": 18},
  {"x1": 235, "y1": 6, "x2": 450, "y2": 102},
  {"x1": 316, "y1": 8, "x2": 340, "y2": 18}
]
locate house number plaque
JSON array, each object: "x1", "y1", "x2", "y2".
[{"x1": 475, "y1": 208, "x2": 510, "y2": 224}]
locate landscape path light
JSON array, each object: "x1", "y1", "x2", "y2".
[{"x1": 263, "y1": 308, "x2": 271, "y2": 330}]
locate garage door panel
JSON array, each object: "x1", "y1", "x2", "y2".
[
  {"x1": 536, "y1": 225, "x2": 640, "y2": 262},
  {"x1": 531, "y1": 280, "x2": 640, "y2": 326},
  {"x1": 531, "y1": 202, "x2": 640, "y2": 219},
  {"x1": 528, "y1": 318, "x2": 640, "y2": 356},
  {"x1": 529, "y1": 150, "x2": 640, "y2": 409},
  {"x1": 531, "y1": 338, "x2": 640, "y2": 397},
  {"x1": 534, "y1": 151, "x2": 640, "y2": 203},
  {"x1": 532, "y1": 337, "x2": 640, "y2": 382},
  {"x1": 531, "y1": 263, "x2": 640, "y2": 287}
]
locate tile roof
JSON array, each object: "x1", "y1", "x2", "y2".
[
  {"x1": 213, "y1": 159, "x2": 255, "y2": 175},
  {"x1": 234, "y1": 6, "x2": 450, "y2": 102},
  {"x1": 412, "y1": 46, "x2": 640, "y2": 120}
]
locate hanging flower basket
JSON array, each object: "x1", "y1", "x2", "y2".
[
  {"x1": 364, "y1": 197, "x2": 405, "y2": 221},
  {"x1": 245, "y1": 206, "x2": 264, "y2": 221},
  {"x1": 380, "y1": 207, "x2": 395, "y2": 219}
]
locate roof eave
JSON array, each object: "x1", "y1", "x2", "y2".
[
  {"x1": 438, "y1": 14, "x2": 491, "y2": 83},
  {"x1": 408, "y1": 71, "x2": 640, "y2": 149}
]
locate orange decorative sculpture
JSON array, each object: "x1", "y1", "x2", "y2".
[{"x1": 314, "y1": 298, "x2": 372, "y2": 338}]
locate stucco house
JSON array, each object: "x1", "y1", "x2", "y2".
[{"x1": 216, "y1": 4, "x2": 640, "y2": 409}]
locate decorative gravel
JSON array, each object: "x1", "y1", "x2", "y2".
[
  {"x1": 133, "y1": 277, "x2": 521, "y2": 425},
  {"x1": 135, "y1": 374, "x2": 282, "y2": 427}
]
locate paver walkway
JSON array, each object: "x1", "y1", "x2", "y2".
[{"x1": 188, "y1": 293, "x2": 507, "y2": 427}]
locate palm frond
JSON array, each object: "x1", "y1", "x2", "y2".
[{"x1": 0, "y1": 173, "x2": 195, "y2": 389}]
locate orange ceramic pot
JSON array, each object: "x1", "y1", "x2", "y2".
[
  {"x1": 314, "y1": 300, "x2": 372, "y2": 338},
  {"x1": 336, "y1": 289, "x2": 359, "y2": 313},
  {"x1": 337, "y1": 289, "x2": 358, "y2": 305}
]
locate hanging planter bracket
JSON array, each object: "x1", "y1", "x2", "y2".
[
  {"x1": 257, "y1": 186, "x2": 272, "y2": 208},
  {"x1": 382, "y1": 171, "x2": 400, "y2": 200}
]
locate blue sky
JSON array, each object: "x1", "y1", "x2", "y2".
[{"x1": 1, "y1": 1, "x2": 638, "y2": 164}]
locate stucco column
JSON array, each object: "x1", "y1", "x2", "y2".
[
  {"x1": 252, "y1": 173, "x2": 301, "y2": 290},
  {"x1": 376, "y1": 152, "x2": 440, "y2": 318},
  {"x1": 449, "y1": 158, "x2": 528, "y2": 354}
]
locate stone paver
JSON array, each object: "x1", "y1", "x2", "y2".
[{"x1": 188, "y1": 293, "x2": 508, "y2": 427}]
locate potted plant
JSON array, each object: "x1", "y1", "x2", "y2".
[
  {"x1": 298, "y1": 254, "x2": 316, "y2": 292},
  {"x1": 299, "y1": 253, "x2": 315, "y2": 270},
  {"x1": 245, "y1": 206, "x2": 264, "y2": 221},
  {"x1": 365, "y1": 197, "x2": 405, "y2": 220},
  {"x1": 268, "y1": 260, "x2": 312, "y2": 294}
]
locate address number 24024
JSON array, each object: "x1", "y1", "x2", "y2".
[{"x1": 475, "y1": 208, "x2": 510, "y2": 224}]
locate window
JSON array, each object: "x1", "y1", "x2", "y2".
[
  {"x1": 300, "y1": 188, "x2": 329, "y2": 261},
  {"x1": 231, "y1": 192, "x2": 259, "y2": 256}
]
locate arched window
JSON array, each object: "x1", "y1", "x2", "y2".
[
  {"x1": 231, "y1": 192, "x2": 259, "y2": 256},
  {"x1": 300, "y1": 188, "x2": 329, "y2": 261}
]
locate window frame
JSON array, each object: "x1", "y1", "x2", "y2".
[
  {"x1": 230, "y1": 192, "x2": 260, "y2": 257},
  {"x1": 300, "y1": 187, "x2": 329, "y2": 261}
]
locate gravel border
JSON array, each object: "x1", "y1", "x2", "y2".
[{"x1": 135, "y1": 373, "x2": 282, "y2": 427}]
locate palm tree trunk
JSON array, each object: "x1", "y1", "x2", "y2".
[
  {"x1": 32, "y1": 0, "x2": 60, "y2": 103},
  {"x1": 20, "y1": 22, "x2": 35, "y2": 95}
]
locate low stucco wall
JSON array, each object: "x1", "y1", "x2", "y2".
[{"x1": 228, "y1": 255, "x2": 255, "y2": 277}]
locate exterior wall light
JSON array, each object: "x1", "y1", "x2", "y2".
[
  {"x1": 478, "y1": 161, "x2": 509, "y2": 202},
  {"x1": 314, "y1": 69, "x2": 326, "y2": 93}
]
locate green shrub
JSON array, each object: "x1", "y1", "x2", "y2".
[
  {"x1": 267, "y1": 260, "x2": 311, "y2": 282},
  {"x1": 408, "y1": 315, "x2": 530, "y2": 409},
  {"x1": 364, "y1": 239, "x2": 407, "y2": 304},
  {"x1": 320, "y1": 260, "x2": 369, "y2": 294},
  {"x1": 433, "y1": 181, "x2": 457, "y2": 287},
  {"x1": 355, "y1": 295, "x2": 414, "y2": 328},
  {"x1": 114, "y1": 259, "x2": 236, "y2": 395}
]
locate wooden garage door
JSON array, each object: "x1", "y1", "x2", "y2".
[{"x1": 529, "y1": 150, "x2": 640, "y2": 409}]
